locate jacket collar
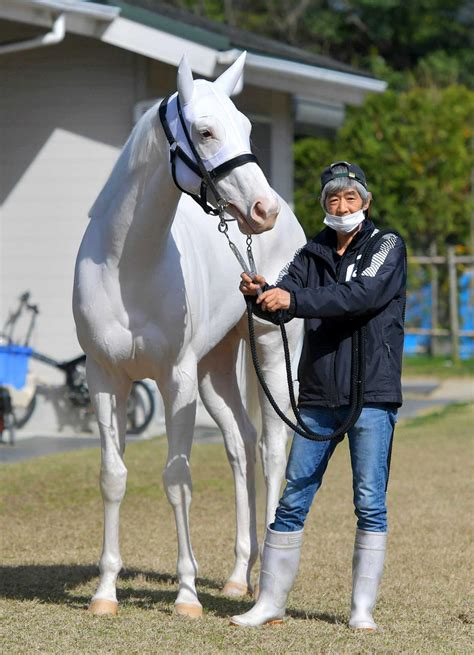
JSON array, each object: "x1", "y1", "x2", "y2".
[{"x1": 303, "y1": 219, "x2": 376, "y2": 261}]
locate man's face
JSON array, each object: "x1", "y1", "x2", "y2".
[{"x1": 326, "y1": 188, "x2": 369, "y2": 216}]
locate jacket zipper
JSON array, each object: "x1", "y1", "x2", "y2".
[
  {"x1": 310, "y1": 245, "x2": 355, "y2": 407},
  {"x1": 306, "y1": 229, "x2": 372, "y2": 407},
  {"x1": 331, "y1": 247, "x2": 354, "y2": 406}
]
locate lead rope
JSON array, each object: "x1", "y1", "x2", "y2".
[
  {"x1": 245, "y1": 294, "x2": 364, "y2": 442},
  {"x1": 220, "y1": 225, "x2": 404, "y2": 442},
  {"x1": 218, "y1": 215, "x2": 258, "y2": 279},
  {"x1": 218, "y1": 217, "x2": 358, "y2": 441},
  {"x1": 159, "y1": 91, "x2": 368, "y2": 441}
]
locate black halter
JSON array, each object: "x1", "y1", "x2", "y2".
[{"x1": 158, "y1": 94, "x2": 259, "y2": 215}]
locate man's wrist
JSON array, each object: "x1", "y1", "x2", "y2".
[{"x1": 288, "y1": 291, "x2": 296, "y2": 315}]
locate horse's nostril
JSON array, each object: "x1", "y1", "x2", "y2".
[
  {"x1": 251, "y1": 198, "x2": 279, "y2": 224},
  {"x1": 253, "y1": 201, "x2": 266, "y2": 220}
]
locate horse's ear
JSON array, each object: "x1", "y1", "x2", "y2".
[
  {"x1": 177, "y1": 55, "x2": 195, "y2": 105},
  {"x1": 214, "y1": 51, "x2": 246, "y2": 96}
]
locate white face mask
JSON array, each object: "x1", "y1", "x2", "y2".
[{"x1": 323, "y1": 208, "x2": 366, "y2": 234}]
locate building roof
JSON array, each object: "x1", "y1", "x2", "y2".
[
  {"x1": 87, "y1": 0, "x2": 374, "y2": 79},
  {"x1": 1, "y1": 0, "x2": 386, "y2": 108}
]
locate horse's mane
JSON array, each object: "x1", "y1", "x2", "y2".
[
  {"x1": 128, "y1": 103, "x2": 165, "y2": 170},
  {"x1": 89, "y1": 102, "x2": 166, "y2": 219}
]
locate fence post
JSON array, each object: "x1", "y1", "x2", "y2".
[
  {"x1": 429, "y1": 242, "x2": 439, "y2": 356},
  {"x1": 447, "y1": 245, "x2": 460, "y2": 363}
]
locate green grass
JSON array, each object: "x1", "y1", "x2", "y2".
[
  {"x1": 403, "y1": 354, "x2": 474, "y2": 378},
  {"x1": 1, "y1": 404, "x2": 473, "y2": 654}
]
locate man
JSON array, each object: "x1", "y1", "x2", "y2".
[{"x1": 230, "y1": 161, "x2": 406, "y2": 630}]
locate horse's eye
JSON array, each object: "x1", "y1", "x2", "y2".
[{"x1": 200, "y1": 130, "x2": 212, "y2": 139}]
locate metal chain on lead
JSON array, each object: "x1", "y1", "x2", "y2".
[
  {"x1": 218, "y1": 211, "x2": 257, "y2": 278},
  {"x1": 218, "y1": 217, "x2": 229, "y2": 234},
  {"x1": 246, "y1": 235, "x2": 257, "y2": 277}
]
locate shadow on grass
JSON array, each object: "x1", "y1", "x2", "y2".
[
  {"x1": 0, "y1": 563, "x2": 98, "y2": 605},
  {"x1": 0, "y1": 564, "x2": 234, "y2": 617},
  {"x1": 0, "y1": 564, "x2": 342, "y2": 624},
  {"x1": 287, "y1": 608, "x2": 346, "y2": 625}
]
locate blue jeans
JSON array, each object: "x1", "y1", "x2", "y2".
[{"x1": 273, "y1": 404, "x2": 397, "y2": 534}]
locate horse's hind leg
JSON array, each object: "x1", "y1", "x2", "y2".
[
  {"x1": 159, "y1": 360, "x2": 202, "y2": 617},
  {"x1": 86, "y1": 357, "x2": 131, "y2": 616},
  {"x1": 198, "y1": 331, "x2": 258, "y2": 598}
]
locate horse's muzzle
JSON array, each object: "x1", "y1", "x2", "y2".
[{"x1": 250, "y1": 196, "x2": 280, "y2": 231}]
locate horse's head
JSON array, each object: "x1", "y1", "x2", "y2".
[{"x1": 161, "y1": 53, "x2": 280, "y2": 235}]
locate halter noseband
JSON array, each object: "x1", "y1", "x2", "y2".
[{"x1": 158, "y1": 94, "x2": 258, "y2": 216}]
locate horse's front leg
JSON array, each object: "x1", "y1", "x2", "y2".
[
  {"x1": 198, "y1": 332, "x2": 258, "y2": 598},
  {"x1": 86, "y1": 357, "x2": 131, "y2": 616},
  {"x1": 159, "y1": 362, "x2": 202, "y2": 617}
]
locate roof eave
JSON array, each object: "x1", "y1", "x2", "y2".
[
  {"x1": 218, "y1": 49, "x2": 387, "y2": 106},
  {"x1": 0, "y1": 2, "x2": 387, "y2": 104},
  {"x1": 101, "y1": 16, "x2": 218, "y2": 76},
  {"x1": 1, "y1": 0, "x2": 119, "y2": 25},
  {"x1": 99, "y1": 21, "x2": 387, "y2": 104}
]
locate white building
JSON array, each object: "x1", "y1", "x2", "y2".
[{"x1": 0, "y1": 0, "x2": 385, "y2": 432}]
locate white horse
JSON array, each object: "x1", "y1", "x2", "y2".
[{"x1": 73, "y1": 52, "x2": 305, "y2": 618}]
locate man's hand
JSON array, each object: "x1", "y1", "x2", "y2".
[
  {"x1": 257, "y1": 287, "x2": 291, "y2": 312},
  {"x1": 239, "y1": 273, "x2": 267, "y2": 296},
  {"x1": 239, "y1": 273, "x2": 291, "y2": 312}
]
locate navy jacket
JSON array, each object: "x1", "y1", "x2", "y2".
[{"x1": 253, "y1": 219, "x2": 407, "y2": 408}]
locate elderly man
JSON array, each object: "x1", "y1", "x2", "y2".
[{"x1": 231, "y1": 161, "x2": 406, "y2": 630}]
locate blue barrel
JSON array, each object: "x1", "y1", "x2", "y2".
[{"x1": 0, "y1": 345, "x2": 32, "y2": 389}]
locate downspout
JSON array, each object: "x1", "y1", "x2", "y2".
[{"x1": 0, "y1": 13, "x2": 65, "y2": 55}]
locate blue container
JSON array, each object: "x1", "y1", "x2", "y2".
[
  {"x1": 459, "y1": 271, "x2": 474, "y2": 360},
  {"x1": 0, "y1": 345, "x2": 32, "y2": 389},
  {"x1": 404, "y1": 283, "x2": 431, "y2": 355}
]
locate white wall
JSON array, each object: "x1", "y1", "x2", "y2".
[
  {"x1": 0, "y1": 32, "x2": 296, "y2": 438},
  {"x1": 0, "y1": 34, "x2": 137, "y2": 370}
]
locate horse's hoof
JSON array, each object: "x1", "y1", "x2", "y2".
[
  {"x1": 174, "y1": 603, "x2": 203, "y2": 619},
  {"x1": 88, "y1": 599, "x2": 118, "y2": 616},
  {"x1": 222, "y1": 581, "x2": 250, "y2": 598}
]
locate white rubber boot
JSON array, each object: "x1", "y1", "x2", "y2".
[
  {"x1": 349, "y1": 529, "x2": 387, "y2": 631},
  {"x1": 230, "y1": 526, "x2": 303, "y2": 627}
]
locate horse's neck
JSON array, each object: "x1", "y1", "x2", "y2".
[
  {"x1": 89, "y1": 127, "x2": 180, "y2": 266},
  {"x1": 253, "y1": 198, "x2": 306, "y2": 283}
]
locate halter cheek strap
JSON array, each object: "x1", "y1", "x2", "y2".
[{"x1": 159, "y1": 94, "x2": 258, "y2": 215}]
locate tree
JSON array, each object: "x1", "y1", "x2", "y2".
[
  {"x1": 163, "y1": 0, "x2": 474, "y2": 88},
  {"x1": 294, "y1": 85, "x2": 474, "y2": 253},
  {"x1": 159, "y1": 1, "x2": 474, "y2": 252}
]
